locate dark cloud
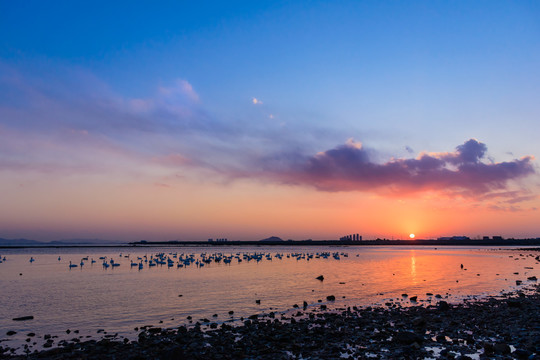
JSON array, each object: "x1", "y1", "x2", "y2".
[
  {"x1": 454, "y1": 139, "x2": 487, "y2": 163},
  {"x1": 271, "y1": 139, "x2": 535, "y2": 196}
]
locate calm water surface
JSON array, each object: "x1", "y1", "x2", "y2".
[{"x1": 0, "y1": 245, "x2": 538, "y2": 352}]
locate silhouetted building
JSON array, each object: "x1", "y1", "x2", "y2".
[
  {"x1": 339, "y1": 234, "x2": 362, "y2": 241},
  {"x1": 437, "y1": 236, "x2": 470, "y2": 241}
]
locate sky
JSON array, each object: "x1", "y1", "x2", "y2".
[{"x1": 1, "y1": 1, "x2": 540, "y2": 241}]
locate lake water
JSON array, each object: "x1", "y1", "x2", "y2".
[{"x1": 0, "y1": 245, "x2": 538, "y2": 353}]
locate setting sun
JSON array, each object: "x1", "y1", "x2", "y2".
[{"x1": 409, "y1": 233, "x2": 415, "y2": 239}]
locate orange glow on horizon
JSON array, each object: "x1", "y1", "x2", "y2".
[{"x1": 0, "y1": 171, "x2": 538, "y2": 241}]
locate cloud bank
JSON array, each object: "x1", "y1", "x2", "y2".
[{"x1": 262, "y1": 139, "x2": 535, "y2": 198}]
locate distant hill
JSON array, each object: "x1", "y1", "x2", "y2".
[
  {"x1": 0, "y1": 238, "x2": 44, "y2": 246},
  {"x1": 259, "y1": 236, "x2": 284, "y2": 242},
  {"x1": 51, "y1": 238, "x2": 123, "y2": 245},
  {"x1": 0, "y1": 238, "x2": 124, "y2": 246}
]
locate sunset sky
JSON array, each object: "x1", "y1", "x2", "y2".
[{"x1": 1, "y1": 1, "x2": 539, "y2": 241}]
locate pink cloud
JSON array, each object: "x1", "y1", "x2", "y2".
[
  {"x1": 151, "y1": 153, "x2": 192, "y2": 167},
  {"x1": 268, "y1": 139, "x2": 535, "y2": 198}
]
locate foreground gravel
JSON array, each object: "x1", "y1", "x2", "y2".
[{"x1": 2, "y1": 283, "x2": 539, "y2": 360}]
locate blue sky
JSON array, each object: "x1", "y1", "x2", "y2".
[
  {"x1": 4, "y1": 1, "x2": 539, "y2": 152},
  {"x1": 1, "y1": 1, "x2": 540, "y2": 240}
]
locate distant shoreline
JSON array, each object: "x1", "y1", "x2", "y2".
[
  {"x1": 131, "y1": 238, "x2": 540, "y2": 247},
  {"x1": 2, "y1": 238, "x2": 540, "y2": 249}
]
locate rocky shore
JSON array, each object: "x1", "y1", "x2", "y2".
[{"x1": 1, "y1": 284, "x2": 539, "y2": 360}]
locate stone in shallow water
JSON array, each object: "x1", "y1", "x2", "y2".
[{"x1": 438, "y1": 301, "x2": 450, "y2": 311}]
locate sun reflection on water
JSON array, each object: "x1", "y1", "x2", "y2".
[{"x1": 410, "y1": 250, "x2": 417, "y2": 284}]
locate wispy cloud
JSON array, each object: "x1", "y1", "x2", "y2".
[{"x1": 0, "y1": 63, "x2": 537, "y2": 207}]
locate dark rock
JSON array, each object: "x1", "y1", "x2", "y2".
[
  {"x1": 410, "y1": 296, "x2": 417, "y2": 302},
  {"x1": 412, "y1": 316, "x2": 425, "y2": 327},
  {"x1": 483, "y1": 342, "x2": 494, "y2": 355},
  {"x1": 12, "y1": 315, "x2": 34, "y2": 321},
  {"x1": 527, "y1": 276, "x2": 537, "y2": 281},
  {"x1": 395, "y1": 331, "x2": 423, "y2": 344},
  {"x1": 162, "y1": 346, "x2": 186, "y2": 360},
  {"x1": 147, "y1": 327, "x2": 162, "y2": 334},
  {"x1": 493, "y1": 342, "x2": 511, "y2": 354},
  {"x1": 316, "y1": 275, "x2": 324, "y2": 281},
  {"x1": 326, "y1": 295, "x2": 336, "y2": 301},
  {"x1": 6, "y1": 331, "x2": 16, "y2": 336},
  {"x1": 438, "y1": 301, "x2": 450, "y2": 310},
  {"x1": 516, "y1": 280, "x2": 523, "y2": 285},
  {"x1": 436, "y1": 334, "x2": 446, "y2": 343},
  {"x1": 255, "y1": 299, "x2": 261, "y2": 304},
  {"x1": 512, "y1": 348, "x2": 531, "y2": 359}
]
